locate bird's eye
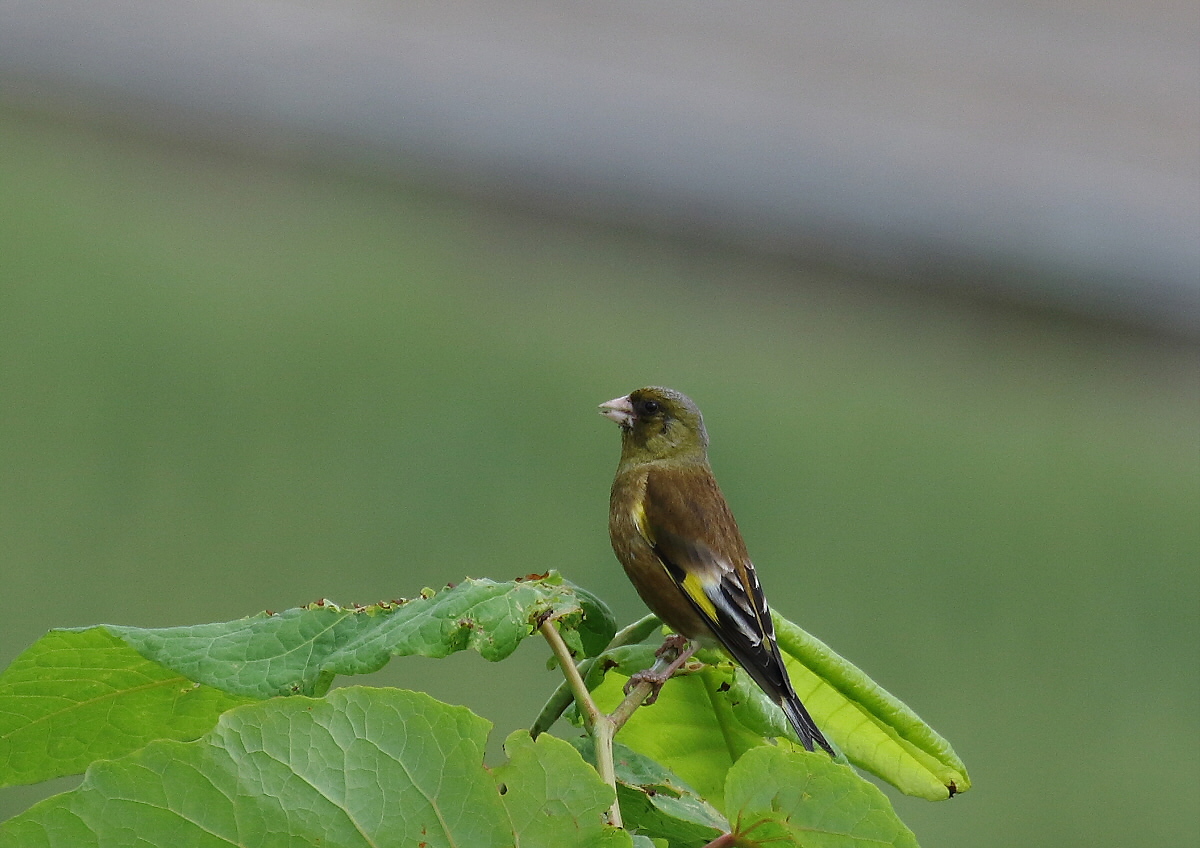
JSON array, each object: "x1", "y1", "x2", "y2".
[{"x1": 638, "y1": 399, "x2": 661, "y2": 416}]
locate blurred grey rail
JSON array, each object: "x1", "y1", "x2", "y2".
[{"x1": 2, "y1": 0, "x2": 1197, "y2": 335}]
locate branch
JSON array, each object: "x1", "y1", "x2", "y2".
[
  {"x1": 608, "y1": 642, "x2": 696, "y2": 733},
  {"x1": 538, "y1": 619, "x2": 622, "y2": 828},
  {"x1": 535, "y1": 617, "x2": 697, "y2": 832},
  {"x1": 529, "y1": 614, "x2": 660, "y2": 737},
  {"x1": 538, "y1": 619, "x2": 604, "y2": 731}
]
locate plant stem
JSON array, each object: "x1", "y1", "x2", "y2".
[
  {"x1": 608, "y1": 643, "x2": 691, "y2": 733},
  {"x1": 539, "y1": 620, "x2": 623, "y2": 828},
  {"x1": 591, "y1": 716, "x2": 620, "y2": 827},
  {"x1": 529, "y1": 614, "x2": 660, "y2": 738},
  {"x1": 539, "y1": 619, "x2": 604, "y2": 731},
  {"x1": 535, "y1": 617, "x2": 692, "y2": 831}
]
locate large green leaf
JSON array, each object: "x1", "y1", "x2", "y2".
[
  {"x1": 724, "y1": 745, "x2": 919, "y2": 848},
  {"x1": 494, "y1": 731, "x2": 629, "y2": 848},
  {"x1": 771, "y1": 613, "x2": 970, "y2": 800},
  {"x1": 580, "y1": 614, "x2": 968, "y2": 803},
  {"x1": 0, "y1": 628, "x2": 252, "y2": 788},
  {"x1": 102, "y1": 574, "x2": 591, "y2": 699},
  {"x1": 0, "y1": 574, "x2": 609, "y2": 789},
  {"x1": 0, "y1": 688, "x2": 631, "y2": 847}
]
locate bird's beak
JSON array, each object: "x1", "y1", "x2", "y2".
[{"x1": 599, "y1": 395, "x2": 635, "y2": 428}]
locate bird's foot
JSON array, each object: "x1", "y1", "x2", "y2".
[
  {"x1": 623, "y1": 636, "x2": 699, "y2": 705},
  {"x1": 654, "y1": 633, "x2": 691, "y2": 659}
]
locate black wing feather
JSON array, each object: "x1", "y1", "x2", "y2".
[{"x1": 651, "y1": 524, "x2": 834, "y2": 754}]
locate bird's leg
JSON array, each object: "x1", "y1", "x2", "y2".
[
  {"x1": 654, "y1": 633, "x2": 692, "y2": 659},
  {"x1": 624, "y1": 635, "x2": 698, "y2": 705}
]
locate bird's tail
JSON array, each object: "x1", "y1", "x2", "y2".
[{"x1": 780, "y1": 690, "x2": 835, "y2": 755}]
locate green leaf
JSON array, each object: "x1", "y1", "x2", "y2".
[
  {"x1": 582, "y1": 644, "x2": 661, "y2": 685},
  {"x1": 724, "y1": 745, "x2": 919, "y2": 848},
  {"x1": 0, "y1": 688, "x2": 630, "y2": 847},
  {"x1": 723, "y1": 664, "x2": 803, "y2": 742},
  {"x1": 0, "y1": 628, "x2": 253, "y2": 788},
  {"x1": 591, "y1": 666, "x2": 764, "y2": 812},
  {"x1": 493, "y1": 730, "x2": 630, "y2": 848},
  {"x1": 573, "y1": 737, "x2": 728, "y2": 848},
  {"x1": 568, "y1": 583, "x2": 619, "y2": 657},
  {"x1": 582, "y1": 614, "x2": 968, "y2": 803},
  {"x1": 100, "y1": 574, "x2": 585, "y2": 700},
  {"x1": 771, "y1": 612, "x2": 970, "y2": 800}
]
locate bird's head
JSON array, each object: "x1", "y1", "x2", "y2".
[{"x1": 600, "y1": 386, "x2": 709, "y2": 466}]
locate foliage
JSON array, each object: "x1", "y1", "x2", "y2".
[{"x1": 0, "y1": 573, "x2": 968, "y2": 846}]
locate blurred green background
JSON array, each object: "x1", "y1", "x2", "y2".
[{"x1": 1, "y1": 109, "x2": 1197, "y2": 845}]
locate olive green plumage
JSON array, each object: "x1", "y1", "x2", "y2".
[{"x1": 600, "y1": 386, "x2": 833, "y2": 754}]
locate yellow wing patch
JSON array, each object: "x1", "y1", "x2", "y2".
[
  {"x1": 680, "y1": 571, "x2": 719, "y2": 620},
  {"x1": 631, "y1": 497, "x2": 651, "y2": 544}
]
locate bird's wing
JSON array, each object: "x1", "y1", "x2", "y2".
[
  {"x1": 638, "y1": 465, "x2": 833, "y2": 754},
  {"x1": 639, "y1": 466, "x2": 789, "y2": 693}
]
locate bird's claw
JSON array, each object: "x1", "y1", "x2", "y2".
[
  {"x1": 654, "y1": 634, "x2": 690, "y2": 659},
  {"x1": 623, "y1": 635, "x2": 698, "y2": 705},
  {"x1": 624, "y1": 669, "x2": 670, "y2": 705}
]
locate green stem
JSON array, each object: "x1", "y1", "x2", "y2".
[
  {"x1": 529, "y1": 614, "x2": 660, "y2": 738},
  {"x1": 535, "y1": 617, "x2": 690, "y2": 832},
  {"x1": 607, "y1": 642, "x2": 692, "y2": 733},
  {"x1": 539, "y1": 619, "x2": 604, "y2": 731},
  {"x1": 591, "y1": 716, "x2": 620, "y2": 827},
  {"x1": 539, "y1": 620, "x2": 622, "y2": 828}
]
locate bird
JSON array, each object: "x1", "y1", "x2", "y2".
[{"x1": 600, "y1": 386, "x2": 834, "y2": 754}]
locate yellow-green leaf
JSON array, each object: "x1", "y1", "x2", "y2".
[{"x1": 773, "y1": 612, "x2": 970, "y2": 800}]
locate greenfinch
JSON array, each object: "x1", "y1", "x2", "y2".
[{"x1": 601, "y1": 386, "x2": 833, "y2": 754}]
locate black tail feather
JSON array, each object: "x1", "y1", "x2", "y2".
[{"x1": 781, "y1": 691, "x2": 835, "y2": 755}]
